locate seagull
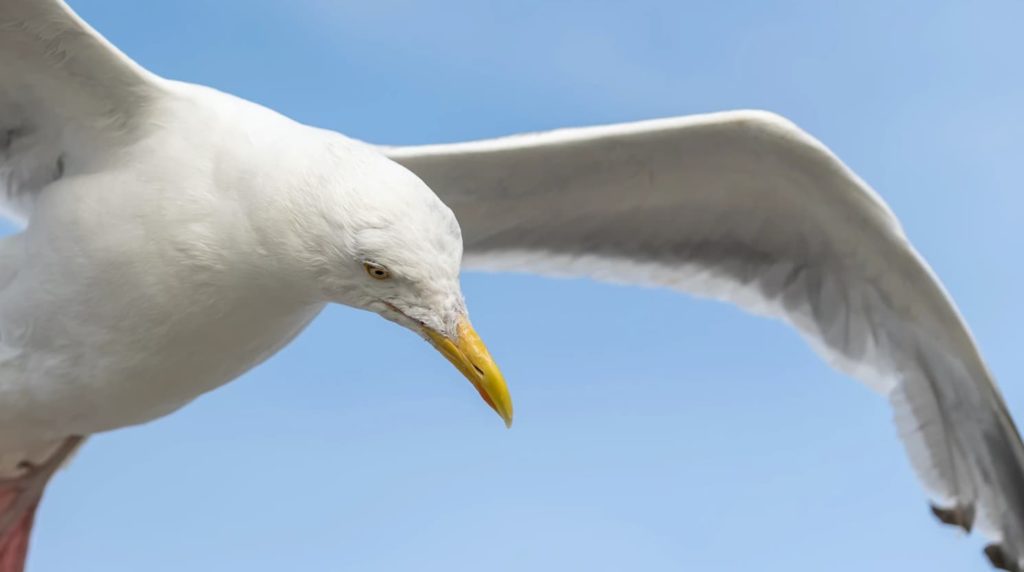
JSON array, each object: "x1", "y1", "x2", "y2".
[{"x1": 0, "y1": 0, "x2": 1020, "y2": 570}]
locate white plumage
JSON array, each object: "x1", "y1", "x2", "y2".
[{"x1": 0, "y1": 0, "x2": 1020, "y2": 570}]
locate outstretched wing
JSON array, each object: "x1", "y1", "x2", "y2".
[
  {"x1": 386, "y1": 110, "x2": 1024, "y2": 571},
  {"x1": 0, "y1": 0, "x2": 163, "y2": 223}
]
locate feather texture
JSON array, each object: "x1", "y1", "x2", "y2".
[
  {"x1": 387, "y1": 111, "x2": 1024, "y2": 569},
  {"x1": 0, "y1": 0, "x2": 160, "y2": 222}
]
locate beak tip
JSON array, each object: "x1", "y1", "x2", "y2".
[
  {"x1": 494, "y1": 395, "x2": 513, "y2": 429},
  {"x1": 426, "y1": 318, "x2": 514, "y2": 430},
  {"x1": 489, "y1": 400, "x2": 513, "y2": 428}
]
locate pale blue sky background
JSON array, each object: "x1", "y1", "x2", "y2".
[{"x1": 27, "y1": 1, "x2": 1024, "y2": 571}]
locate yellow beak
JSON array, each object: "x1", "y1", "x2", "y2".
[{"x1": 425, "y1": 318, "x2": 513, "y2": 427}]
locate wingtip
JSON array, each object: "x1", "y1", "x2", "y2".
[
  {"x1": 985, "y1": 544, "x2": 1020, "y2": 572},
  {"x1": 931, "y1": 503, "x2": 975, "y2": 533}
]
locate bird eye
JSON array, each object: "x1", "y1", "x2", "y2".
[{"x1": 363, "y1": 261, "x2": 391, "y2": 280}]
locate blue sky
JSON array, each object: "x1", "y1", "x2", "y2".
[{"x1": 26, "y1": 1, "x2": 1024, "y2": 571}]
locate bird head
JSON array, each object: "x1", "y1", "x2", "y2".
[{"x1": 295, "y1": 137, "x2": 512, "y2": 427}]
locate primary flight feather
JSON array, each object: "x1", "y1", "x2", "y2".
[{"x1": 0, "y1": 1, "x2": 1020, "y2": 571}]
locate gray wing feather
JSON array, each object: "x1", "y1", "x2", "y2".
[
  {"x1": 0, "y1": 0, "x2": 161, "y2": 222},
  {"x1": 386, "y1": 110, "x2": 1024, "y2": 570}
]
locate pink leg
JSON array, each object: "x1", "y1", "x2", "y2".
[{"x1": 0, "y1": 437, "x2": 83, "y2": 572}]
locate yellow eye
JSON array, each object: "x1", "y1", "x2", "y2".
[{"x1": 363, "y1": 261, "x2": 391, "y2": 280}]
